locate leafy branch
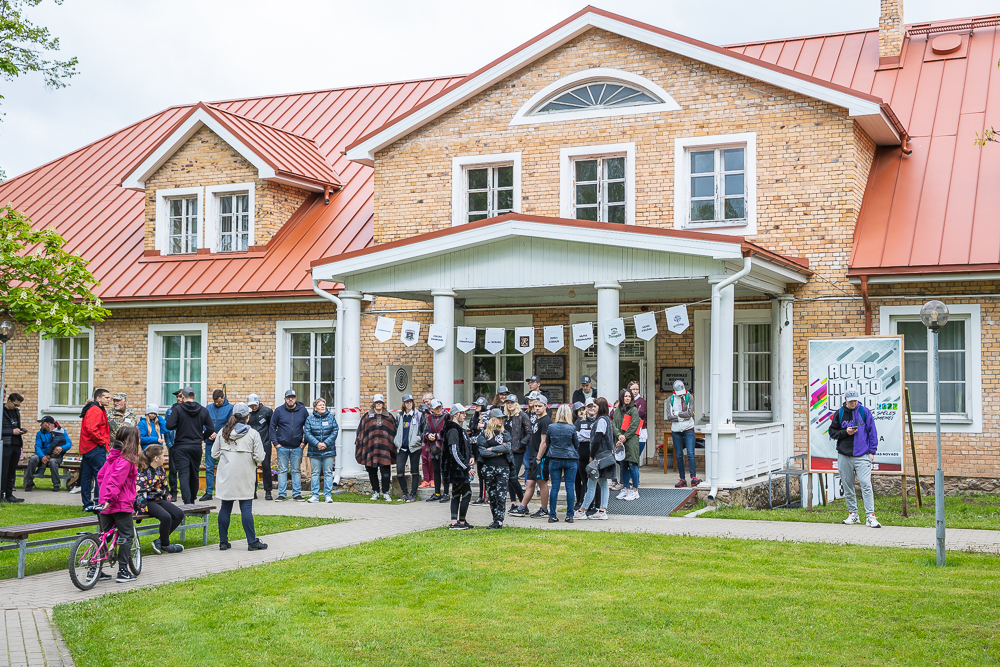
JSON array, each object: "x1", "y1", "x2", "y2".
[{"x1": 0, "y1": 0, "x2": 78, "y2": 101}]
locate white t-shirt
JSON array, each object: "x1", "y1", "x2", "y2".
[{"x1": 669, "y1": 393, "x2": 695, "y2": 432}]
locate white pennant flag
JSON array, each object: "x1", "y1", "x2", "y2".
[
  {"x1": 400, "y1": 320, "x2": 420, "y2": 347},
  {"x1": 484, "y1": 328, "x2": 505, "y2": 354},
  {"x1": 427, "y1": 324, "x2": 447, "y2": 350},
  {"x1": 665, "y1": 305, "x2": 690, "y2": 334},
  {"x1": 543, "y1": 325, "x2": 564, "y2": 353},
  {"x1": 603, "y1": 318, "x2": 626, "y2": 346},
  {"x1": 456, "y1": 326, "x2": 476, "y2": 353},
  {"x1": 514, "y1": 327, "x2": 534, "y2": 354},
  {"x1": 374, "y1": 316, "x2": 395, "y2": 343},
  {"x1": 572, "y1": 322, "x2": 594, "y2": 350},
  {"x1": 633, "y1": 311, "x2": 658, "y2": 341}
]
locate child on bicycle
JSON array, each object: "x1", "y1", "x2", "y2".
[
  {"x1": 137, "y1": 445, "x2": 185, "y2": 555},
  {"x1": 96, "y1": 425, "x2": 141, "y2": 583}
]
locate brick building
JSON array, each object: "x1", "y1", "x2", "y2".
[{"x1": 3, "y1": 3, "x2": 999, "y2": 489}]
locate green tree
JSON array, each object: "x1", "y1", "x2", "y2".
[
  {"x1": 975, "y1": 58, "x2": 1000, "y2": 146},
  {"x1": 1, "y1": 206, "x2": 109, "y2": 337}
]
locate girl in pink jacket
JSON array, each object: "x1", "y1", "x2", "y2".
[{"x1": 96, "y1": 425, "x2": 140, "y2": 583}]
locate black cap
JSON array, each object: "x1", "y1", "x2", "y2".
[
  {"x1": 528, "y1": 375, "x2": 540, "y2": 383},
  {"x1": 37, "y1": 415, "x2": 56, "y2": 424},
  {"x1": 581, "y1": 375, "x2": 592, "y2": 385}
]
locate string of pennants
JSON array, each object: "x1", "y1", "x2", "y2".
[{"x1": 372, "y1": 302, "x2": 700, "y2": 354}]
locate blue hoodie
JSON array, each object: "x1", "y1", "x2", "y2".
[
  {"x1": 34, "y1": 427, "x2": 72, "y2": 458},
  {"x1": 206, "y1": 398, "x2": 233, "y2": 444},
  {"x1": 138, "y1": 415, "x2": 168, "y2": 449}
]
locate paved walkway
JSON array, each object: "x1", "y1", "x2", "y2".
[{"x1": 4, "y1": 492, "x2": 999, "y2": 665}]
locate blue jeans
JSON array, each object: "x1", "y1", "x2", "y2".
[
  {"x1": 581, "y1": 477, "x2": 609, "y2": 510},
  {"x1": 547, "y1": 458, "x2": 578, "y2": 518},
  {"x1": 277, "y1": 446, "x2": 303, "y2": 498},
  {"x1": 310, "y1": 455, "x2": 334, "y2": 497},
  {"x1": 80, "y1": 447, "x2": 106, "y2": 508},
  {"x1": 203, "y1": 441, "x2": 216, "y2": 494},
  {"x1": 624, "y1": 461, "x2": 640, "y2": 490},
  {"x1": 218, "y1": 498, "x2": 256, "y2": 545},
  {"x1": 673, "y1": 428, "x2": 697, "y2": 479},
  {"x1": 522, "y1": 450, "x2": 530, "y2": 484}
]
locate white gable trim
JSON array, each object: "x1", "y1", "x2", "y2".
[
  {"x1": 122, "y1": 107, "x2": 275, "y2": 190},
  {"x1": 346, "y1": 11, "x2": 899, "y2": 164}
]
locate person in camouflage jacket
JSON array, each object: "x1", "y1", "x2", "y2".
[{"x1": 109, "y1": 392, "x2": 139, "y2": 436}]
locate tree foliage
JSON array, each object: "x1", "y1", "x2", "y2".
[
  {"x1": 0, "y1": 0, "x2": 77, "y2": 103},
  {"x1": 1, "y1": 205, "x2": 109, "y2": 338},
  {"x1": 974, "y1": 58, "x2": 1000, "y2": 146}
]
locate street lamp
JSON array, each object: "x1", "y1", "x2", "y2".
[{"x1": 920, "y1": 300, "x2": 948, "y2": 566}]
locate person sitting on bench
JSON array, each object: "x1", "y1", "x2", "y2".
[{"x1": 25, "y1": 416, "x2": 72, "y2": 492}]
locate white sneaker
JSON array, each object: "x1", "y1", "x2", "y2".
[
  {"x1": 370, "y1": 492, "x2": 380, "y2": 500},
  {"x1": 866, "y1": 514, "x2": 882, "y2": 528},
  {"x1": 69, "y1": 486, "x2": 81, "y2": 494},
  {"x1": 629, "y1": 489, "x2": 640, "y2": 501},
  {"x1": 325, "y1": 496, "x2": 333, "y2": 503},
  {"x1": 616, "y1": 489, "x2": 628, "y2": 500},
  {"x1": 382, "y1": 493, "x2": 392, "y2": 502},
  {"x1": 308, "y1": 496, "x2": 319, "y2": 503},
  {"x1": 843, "y1": 512, "x2": 860, "y2": 525}
]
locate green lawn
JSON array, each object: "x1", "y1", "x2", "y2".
[
  {"x1": 55, "y1": 529, "x2": 1000, "y2": 666},
  {"x1": 0, "y1": 503, "x2": 341, "y2": 579},
  {"x1": 705, "y1": 493, "x2": 1000, "y2": 530}
]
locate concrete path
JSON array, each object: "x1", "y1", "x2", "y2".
[{"x1": 4, "y1": 492, "x2": 999, "y2": 666}]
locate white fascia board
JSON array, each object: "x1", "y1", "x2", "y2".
[
  {"x1": 122, "y1": 108, "x2": 275, "y2": 190},
  {"x1": 346, "y1": 12, "x2": 898, "y2": 163},
  {"x1": 269, "y1": 175, "x2": 326, "y2": 193},
  {"x1": 747, "y1": 256, "x2": 811, "y2": 284}
]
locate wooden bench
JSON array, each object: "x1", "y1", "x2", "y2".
[
  {"x1": 16, "y1": 455, "x2": 82, "y2": 490},
  {"x1": 0, "y1": 503, "x2": 215, "y2": 579}
]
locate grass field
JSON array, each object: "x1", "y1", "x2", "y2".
[
  {"x1": 0, "y1": 503, "x2": 341, "y2": 579},
  {"x1": 54, "y1": 529, "x2": 1000, "y2": 666},
  {"x1": 703, "y1": 493, "x2": 1000, "y2": 530}
]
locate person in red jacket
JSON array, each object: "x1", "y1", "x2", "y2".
[{"x1": 79, "y1": 388, "x2": 112, "y2": 511}]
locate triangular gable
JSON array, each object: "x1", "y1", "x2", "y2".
[
  {"x1": 122, "y1": 102, "x2": 341, "y2": 192},
  {"x1": 346, "y1": 6, "x2": 904, "y2": 165}
]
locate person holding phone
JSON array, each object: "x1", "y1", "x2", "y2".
[{"x1": 829, "y1": 388, "x2": 881, "y2": 528}]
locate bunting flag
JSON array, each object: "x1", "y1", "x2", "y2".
[
  {"x1": 633, "y1": 311, "x2": 658, "y2": 341},
  {"x1": 484, "y1": 328, "x2": 505, "y2": 354},
  {"x1": 543, "y1": 325, "x2": 564, "y2": 353},
  {"x1": 400, "y1": 320, "x2": 420, "y2": 347},
  {"x1": 514, "y1": 327, "x2": 534, "y2": 354},
  {"x1": 572, "y1": 322, "x2": 594, "y2": 350},
  {"x1": 603, "y1": 317, "x2": 626, "y2": 346},
  {"x1": 427, "y1": 324, "x2": 447, "y2": 350},
  {"x1": 374, "y1": 316, "x2": 395, "y2": 342},
  {"x1": 665, "y1": 304, "x2": 690, "y2": 334},
  {"x1": 456, "y1": 326, "x2": 477, "y2": 353}
]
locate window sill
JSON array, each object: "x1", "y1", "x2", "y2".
[
  {"x1": 39, "y1": 406, "x2": 85, "y2": 421},
  {"x1": 140, "y1": 247, "x2": 267, "y2": 263},
  {"x1": 682, "y1": 220, "x2": 748, "y2": 230},
  {"x1": 907, "y1": 414, "x2": 973, "y2": 425}
]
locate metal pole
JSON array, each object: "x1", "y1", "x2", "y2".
[
  {"x1": 933, "y1": 329, "x2": 945, "y2": 566},
  {"x1": 1, "y1": 340, "x2": 6, "y2": 482}
]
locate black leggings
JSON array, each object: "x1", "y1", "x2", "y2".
[
  {"x1": 367, "y1": 464, "x2": 391, "y2": 494},
  {"x1": 218, "y1": 498, "x2": 256, "y2": 545},
  {"x1": 145, "y1": 499, "x2": 184, "y2": 546},
  {"x1": 477, "y1": 462, "x2": 486, "y2": 499},
  {"x1": 575, "y1": 454, "x2": 590, "y2": 508},
  {"x1": 450, "y1": 480, "x2": 472, "y2": 521},
  {"x1": 99, "y1": 512, "x2": 135, "y2": 568},
  {"x1": 508, "y1": 464, "x2": 524, "y2": 504},
  {"x1": 432, "y1": 458, "x2": 451, "y2": 496},
  {"x1": 396, "y1": 450, "x2": 420, "y2": 495}
]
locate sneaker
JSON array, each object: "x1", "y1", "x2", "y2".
[
  {"x1": 674, "y1": 479, "x2": 688, "y2": 488},
  {"x1": 610, "y1": 481, "x2": 623, "y2": 491},
  {"x1": 548, "y1": 516, "x2": 559, "y2": 523},
  {"x1": 382, "y1": 493, "x2": 392, "y2": 502},
  {"x1": 70, "y1": 487, "x2": 81, "y2": 494},
  {"x1": 629, "y1": 489, "x2": 640, "y2": 501},
  {"x1": 426, "y1": 494, "x2": 441, "y2": 502},
  {"x1": 419, "y1": 481, "x2": 432, "y2": 489},
  {"x1": 565, "y1": 516, "x2": 574, "y2": 523},
  {"x1": 5, "y1": 496, "x2": 23, "y2": 503},
  {"x1": 398, "y1": 495, "x2": 408, "y2": 502},
  {"x1": 439, "y1": 494, "x2": 451, "y2": 503},
  {"x1": 509, "y1": 506, "x2": 528, "y2": 517},
  {"x1": 306, "y1": 495, "x2": 317, "y2": 503},
  {"x1": 248, "y1": 540, "x2": 269, "y2": 551},
  {"x1": 589, "y1": 509, "x2": 609, "y2": 520},
  {"x1": 487, "y1": 521, "x2": 502, "y2": 529},
  {"x1": 690, "y1": 477, "x2": 702, "y2": 486},
  {"x1": 530, "y1": 508, "x2": 549, "y2": 518},
  {"x1": 449, "y1": 521, "x2": 467, "y2": 530},
  {"x1": 199, "y1": 493, "x2": 213, "y2": 501},
  {"x1": 275, "y1": 496, "x2": 286, "y2": 502},
  {"x1": 219, "y1": 542, "x2": 231, "y2": 551},
  {"x1": 459, "y1": 520, "x2": 473, "y2": 530},
  {"x1": 294, "y1": 496, "x2": 306, "y2": 502},
  {"x1": 843, "y1": 512, "x2": 861, "y2": 525},
  {"x1": 371, "y1": 492, "x2": 381, "y2": 501},
  {"x1": 325, "y1": 496, "x2": 334, "y2": 503},
  {"x1": 866, "y1": 514, "x2": 882, "y2": 528},
  {"x1": 88, "y1": 566, "x2": 111, "y2": 581},
  {"x1": 265, "y1": 493, "x2": 273, "y2": 501},
  {"x1": 116, "y1": 568, "x2": 137, "y2": 583},
  {"x1": 616, "y1": 489, "x2": 629, "y2": 500},
  {"x1": 164, "y1": 544, "x2": 184, "y2": 554},
  {"x1": 152, "y1": 539, "x2": 162, "y2": 555},
  {"x1": 23, "y1": 485, "x2": 33, "y2": 492},
  {"x1": 573, "y1": 509, "x2": 587, "y2": 520},
  {"x1": 472, "y1": 498, "x2": 487, "y2": 506},
  {"x1": 510, "y1": 503, "x2": 518, "y2": 512}
]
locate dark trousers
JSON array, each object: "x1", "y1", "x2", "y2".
[
  {"x1": 1, "y1": 445, "x2": 22, "y2": 498},
  {"x1": 80, "y1": 447, "x2": 106, "y2": 507},
  {"x1": 166, "y1": 453, "x2": 178, "y2": 498},
  {"x1": 507, "y1": 463, "x2": 523, "y2": 504},
  {"x1": 477, "y1": 462, "x2": 486, "y2": 499},
  {"x1": 450, "y1": 480, "x2": 472, "y2": 521},
  {"x1": 99, "y1": 511, "x2": 135, "y2": 568},
  {"x1": 145, "y1": 499, "x2": 184, "y2": 546},
  {"x1": 261, "y1": 442, "x2": 273, "y2": 493},
  {"x1": 575, "y1": 454, "x2": 590, "y2": 509},
  {"x1": 25, "y1": 455, "x2": 62, "y2": 489},
  {"x1": 366, "y1": 464, "x2": 391, "y2": 494},
  {"x1": 432, "y1": 458, "x2": 450, "y2": 496},
  {"x1": 171, "y1": 444, "x2": 203, "y2": 504},
  {"x1": 396, "y1": 450, "x2": 420, "y2": 495},
  {"x1": 482, "y1": 465, "x2": 509, "y2": 524},
  {"x1": 218, "y1": 498, "x2": 256, "y2": 545}
]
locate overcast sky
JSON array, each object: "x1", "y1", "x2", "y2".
[{"x1": 1, "y1": 0, "x2": 995, "y2": 179}]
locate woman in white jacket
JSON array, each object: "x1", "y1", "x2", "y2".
[{"x1": 212, "y1": 402, "x2": 267, "y2": 551}]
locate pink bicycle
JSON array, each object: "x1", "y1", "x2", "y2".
[{"x1": 68, "y1": 508, "x2": 142, "y2": 590}]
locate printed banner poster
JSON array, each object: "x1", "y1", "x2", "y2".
[
  {"x1": 633, "y1": 311, "x2": 658, "y2": 341},
  {"x1": 400, "y1": 321, "x2": 421, "y2": 348},
  {"x1": 603, "y1": 318, "x2": 626, "y2": 346},
  {"x1": 665, "y1": 305, "x2": 689, "y2": 334},
  {"x1": 808, "y1": 336, "x2": 905, "y2": 474},
  {"x1": 374, "y1": 316, "x2": 395, "y2": 343},
  {"x1": 484, "y1": 328, "x2": 505, "y2": 354},
  {"x1": 572, "y1": 322, "x2": 594, "y2": 350},
  {"x1": 514, "y1": 327, "x2": 534, "y2": 354},
  {"x1": 426, "y1": 324, "x2": 447, "y2": 350},
  {"x1": 543, "y1": 325, "x2": 564, "y2": 353},
  {"x1": 456, "y1": 326, "x2": 477, "y2": 353}
]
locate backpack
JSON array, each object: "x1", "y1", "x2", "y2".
[{"x1": 837, "y1": 404, "x2": 868, "y2": 428}]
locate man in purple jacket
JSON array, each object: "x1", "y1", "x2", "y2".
[{"x1": 829, "y1": 388, "x2": 881, "y2": 528}]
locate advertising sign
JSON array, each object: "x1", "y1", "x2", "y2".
[{"x1": 808, "y1": 336, "x2": 904, "y2": 474}]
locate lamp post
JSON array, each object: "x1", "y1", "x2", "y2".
[
  {"x1": 920, "y1": 300, "x2": 948, "y2": 566},
  {"x1": 0, "y1": 320, "x2": 13, "y2": 486}
]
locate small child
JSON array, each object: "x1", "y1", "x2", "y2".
[
  {"x1": 137, "y1": 444, "x2": 185, "y2": 555},
  {"x1": 96, "y1": 425, "x2": 141, "y2": 583}
]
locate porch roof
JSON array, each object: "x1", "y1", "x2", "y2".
[{"x1": 311, "y1": 215, "x2": 810, "y2": 304}]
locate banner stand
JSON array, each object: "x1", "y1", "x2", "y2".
[{"x1": 904, "y1": 387, "x2": 923, "y2": 509}]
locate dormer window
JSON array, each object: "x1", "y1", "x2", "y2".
[
  {"x1": 217, "y1": 192, "x2": 250, "y2": 251},
  {"x1": 168, "y1": 196, "x2": 199, "y2": 254},
  {"x1": 535, "y1": 82, "x2": 659, "y2": 115}
]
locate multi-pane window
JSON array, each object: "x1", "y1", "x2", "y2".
[
  {"x1": 217, "y1": 193, "x2": 251, "y2": 252},
  {"x1": 732, "y1": 323, "x2": 771, "y2": 413},
  {"x1": 289, "y1": 331, "x2": 335, "y2": 408},
  {"x1": 689, "y1": 147, "x2": 746, "y2": 225},
  {"x1": 472, "y1": 330, "x2": 526, "y2": 401},
  {"x1": 535, "y1": 82, "x2": 658, "y2": 114},
  {"x1": 897, "y1": 319, "x2": 966, "y2": 414},
  {"x1": 161, "y1": 334, "x2": 202, "y2": 406},
  {"x1": 466, "y1": 166, "x2": 514, "y2": 222},
  {"x1": 574, "y1": 156, "x2": 626, "y2": 223},
  {"x1": 168, "y1": 197, "x2": 199, "y2": 254},
  {"x1": 51, "y1": 336, "x2": 90, "y2": 406}
]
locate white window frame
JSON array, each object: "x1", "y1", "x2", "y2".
[
  {"x1": 674, "y1": 133, "x2": 757, "y2": 236},
  {"x1": 451, "y1": 153, "x2": 521, "y2": 227},
  {"x1": 462, "y1": 314, "x2": 532, "y2": 404},
  {"x1": 694, "y1": 308, "x2": 773, "y2": 422},
  {"x1": 146, "y1": 323, "x2": 209, "y2": 408},
  {"x1": 560, "y1": 143, "x2": 635, "y2": 225},
  {"x1": 205, "y1": 182, "x2": 255, "y2": 253},
  {"x1": 37, "y1": 328, "x2": 95, "y2": 420},
  {"x1": 880, "y1": 304, "x2": 982, "y2": 433},
  {"x1": 275, "y1": 319, "x2": 337, "y2": 411},
  {"x1": 154, "y1": 186, "x2": 203, "y2": 254}
]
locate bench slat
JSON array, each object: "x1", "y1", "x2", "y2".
[{"x1": 0, "y1": 504, "x2": 215, "y2": 540}]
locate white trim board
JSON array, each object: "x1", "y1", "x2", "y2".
[
  {"x1": 694, "y1": 307, "x2": 773, "y2": 423},
  {"x1": 37, "y1": 328, "x2": 95, "y2": 421},
  {"x1": 451, "y1": 152, "x2": 522, "y2": 227},
  {"x1": 154, "y1": 186, "x2": 204, "y2": 253},
  {"x1": 674, "y1": 133, "x2": 757, "y2": 237},
  {"x1": 559, "y1": 143, "x2": 636, "y2": 225}
]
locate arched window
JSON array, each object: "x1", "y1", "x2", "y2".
[{"x1": 534, "y1": 81, "x2": 660, "y2": 115}]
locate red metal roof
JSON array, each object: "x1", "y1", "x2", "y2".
[
  {"x1": 727, "y1": 15, "x2": 1000, "y2": 277},
  {"x1": 0, "y1": 77, "x2": 464, "y2": 301}
]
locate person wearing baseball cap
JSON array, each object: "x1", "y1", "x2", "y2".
[
  {"x1": 442, "y1": 403, "x2": 475, "y2": 529},
  {"x1": 527, "y1": 375, "x2": 541, "y2": 395},
  {"x1": 573, "y1": 400, "x2": 595, "y2": 513},
  {"x1": 667, "y1": 380, "x2": 699, "y2": 489},
  {"x1": 502, "y1": 393, "x2": 529, "y2": 512},
  {"x1": 109, "y1": 392, "x2": 138, "y2": 436},
  {"x1": 394, "y1": 394, "x2": 421, "y2": 501},
  {"x1": 572, "y1": 375, "x2": 597, "y2": 406},
  {"x1": 269, "y1": 390, "x2": 308, "y2": 502},
  {"x1": 422, "y1": 399, "x2": 450, "y2": 502},
  {"x1": 829, "y1": 388, "x2": 881, "y2": 528},
  {"x1": 245, "y1": 394, "x2": 275, "y2": 500},
  {"x1": 356, "y1": 394, "x2": 397, "y2": 502},
  {"x1": 165, "y1": 387, "x2": 216, "y2": 504},
  {"x1": 25, "y1": 415, "x2": 72, "y2": 492},
  {"x1": 477, "y1": 407, "x2": 512, "y2": 529}
]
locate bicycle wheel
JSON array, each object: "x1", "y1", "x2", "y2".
[
  {"x1": 128, "y1": 534, "x2": 142, "y2": 575},
  {"x1": 69, "y1": 534, "x2": 103, "y2": 591}
]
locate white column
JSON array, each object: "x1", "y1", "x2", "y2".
[
  {"x1": 338, "y1": 290, "x2": 365, "y2": 477},
  {"x1": 775, "y1": 295, "x2": 794, "y2": 459},
  {"x1": 595, "y1": 282, "x2": 621, "y2": 402},
  {"x1": 708, "y1": 277, "x2": 739, "y2": 488},
  {"x1": 432, "y1": 289, "x2": 456, "y2": 407}
]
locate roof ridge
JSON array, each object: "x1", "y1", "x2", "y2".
[{"x1": 207, "y1": 75, "x2": 467, "y2": 106}]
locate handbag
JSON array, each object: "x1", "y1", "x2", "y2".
[{"x1": 613, "y1": 443, "x2": 626, "y2": 461}]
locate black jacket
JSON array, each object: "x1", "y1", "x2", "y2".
[
  {"x1": 571, "y1": 387, "x2": 597, "y2": 405},
  {"x1": 477, "y1": 430, "x2": 512, "y2": 468},
  {"x1": 165, "y1": 401, "x2": 215, "y2": 448},
  {"x1": 504, "y1": 411, "x2": 532, "y2": 454},
  {"x1": 270, "y1": 401, "x2": 307, "y2": 447},
  {"x1": 442, "y1": 419, "x2": 474, "y2": 483},
  {"x1": 248, "y1": 405, "x2": 274, "y2": 445},
  {"x1": 2, "y1": 405, "x2": 22, "y2": 449}
]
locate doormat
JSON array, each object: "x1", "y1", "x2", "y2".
[{"x1": 606, "y1": 488, "x2": 696, "y2": 517}]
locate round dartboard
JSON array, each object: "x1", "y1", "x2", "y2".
[{"x1": 394, "y1": 367, "x2": 408, "y2": 392}]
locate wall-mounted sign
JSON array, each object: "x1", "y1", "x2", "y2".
[
  {"x1": 660, "y1": 367, "x2": 694, "y2": 393},
  {"x1": 534, "y1": 355, "x2": 566, "y2": 381},
  {"x1": 539, "y1": 385, "x2": 565, "y2": 404}
]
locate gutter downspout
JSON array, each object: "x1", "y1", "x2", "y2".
[
  {"x1": 312, "y1": 278, "x2": 346, "y2": 486},
  {"x1": 708, "y1": 255, "x2": 753, "y2": 502},
  {"x1": 860, "y1": 276, "x2": 873, "y2": 335}
]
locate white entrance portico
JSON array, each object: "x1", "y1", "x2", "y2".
[{"x1": 311, "y1": 215, "x2": 811, "y2": 486}]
